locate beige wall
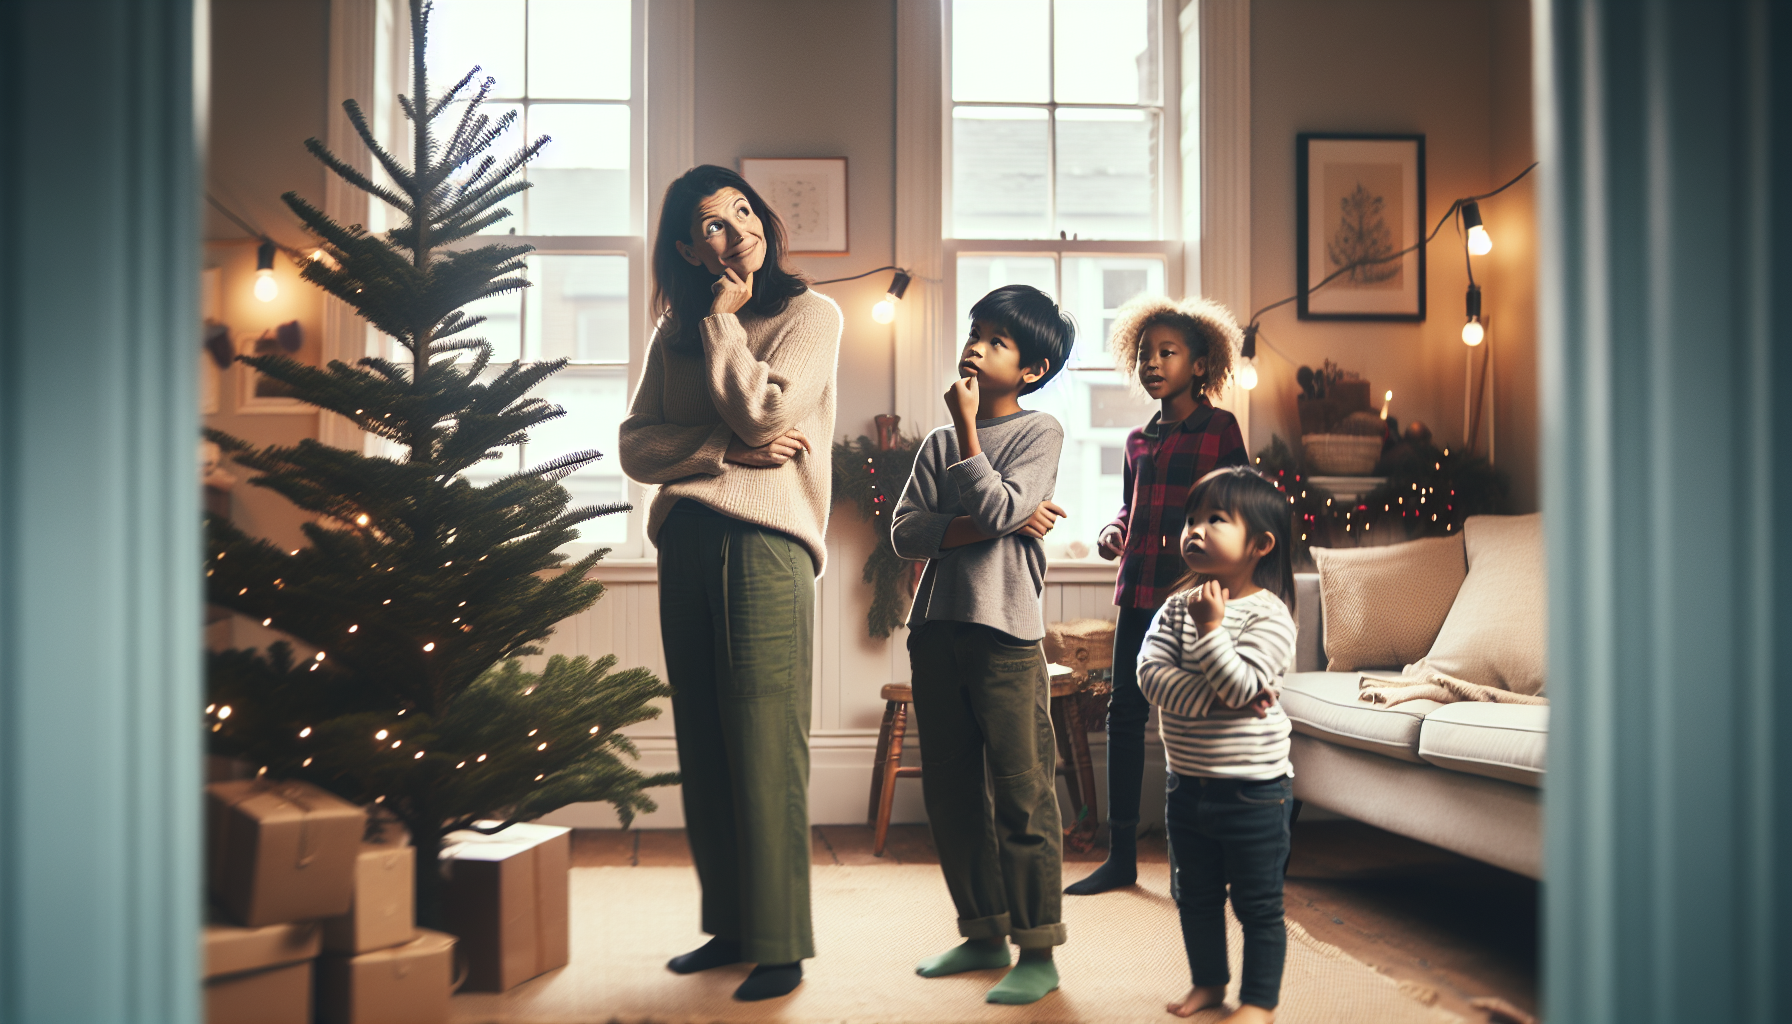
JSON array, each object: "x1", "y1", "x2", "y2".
[
  {"x1": 1246, "y1": 0, "x2": 1538, "y2": 512},
  {"x1": 693, "y1": 0, "x2": 897, "y2": 441},
  {"x1": 204, "y1": 0, "x2": 331, "y2": 550}
]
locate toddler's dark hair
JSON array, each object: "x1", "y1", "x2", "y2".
[
  {"x1": 1173, "y1": 466, "x2": 1296, "y2": 613},
  {"x1": 968, "y1": 285, "x2": 1076, "y2": 395}
]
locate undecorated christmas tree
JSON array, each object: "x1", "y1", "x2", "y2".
[{"x1": 204, "y1": 0, "x2": 672, "y2": 926}]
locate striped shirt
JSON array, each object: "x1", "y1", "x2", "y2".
[{"x1": 1138, "y1": 588, "x2": 1297, "y2": 779}]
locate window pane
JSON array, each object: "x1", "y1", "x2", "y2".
[
  {"x1": 1053, "y1": 0, "x2": 1156, "y2": 104},
  {"x1": 527, "y1": 0, "x2": 630, "y2": 99},
  {"x1": 953, "y1": 108, "x2": 1049, "y2": 239},
  {"x1": 526, "y1": 367, "x2": 630, "y2": 545},
  {"x1": 427, "y1": 0, "x2": 526, "y2": 99},
  {"x1": 525, "y1": 254, "x2": 630, "y2": 363},
  {"x1": 1056, "y1": 108, "x2": 1157, "y2": 240},
  {"x1": 955, "y1": 256, "x2": 1057, "y2": 329},
  {"x1": 1059, "y1": 255, "x2": 1165, "y2": 366},
  {"x1": 525, "y1": 103, "x2": 630, "y2": 235},
  {"x1": 952, "y1": 0, "x2": 1049, "y2": 102}
]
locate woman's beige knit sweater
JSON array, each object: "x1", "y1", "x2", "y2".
[{"x1": 618, "y1": 289, "x2": 842, "y2": 575}]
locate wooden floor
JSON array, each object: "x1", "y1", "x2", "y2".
[{"x1": 572, "y1": 819, "x2": 1536, "y2": 1023}]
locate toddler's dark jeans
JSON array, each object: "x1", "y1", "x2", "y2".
[{"x1": 1166, "y1": 772, "x2": 1293, "y2": 1010}]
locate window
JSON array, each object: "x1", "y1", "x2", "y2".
[
  {"x1": 419, "y1": 0, "x2": 644, "y2": 554},
  {"x1": 948, "y1": 0, "x2": 1177, "y2": 561}
]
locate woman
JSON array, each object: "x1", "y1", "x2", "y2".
[{"x1": 618, "y1": 165, "x2": 841, "y2": 1002}]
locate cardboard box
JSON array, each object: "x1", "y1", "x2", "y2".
[
  {"x1": 440, "y1": 822, "x2": 571, "y2": 991},
  {"x1": 205, "y1": 960, "x2": 311, "y2": 1024},
  {"x1": 322, "y1": 840, "x2": 416, "y2": 954},
  {"x1": 207, "y1": 780, "x2": 365, "y2": 927},
  {"x1": 203, "y1": 918, "x2": 320, "y2": 1024},
  {"x1": 317, "y1": 928, "x2": 456, "y2": 1024}
]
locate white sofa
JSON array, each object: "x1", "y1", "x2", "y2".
[{"x1": 1283, "y1": 570, "x2": 1546, "y2": 879}]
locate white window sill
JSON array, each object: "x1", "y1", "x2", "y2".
[{"x1": 580, "y1": 560, "x2": 1117, "y2": 586}]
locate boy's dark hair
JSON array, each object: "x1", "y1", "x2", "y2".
[
  {"x1": 1172, "y1": 466, "x2": 1296, "y2": 612},
  {"x1": 968, "y1": 285, "x2": 1076, "y2": 395},
  {"x1": 651, "y1": 164, "x2": 809, "y2": 355}
]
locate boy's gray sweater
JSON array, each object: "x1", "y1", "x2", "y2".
[{"x1": 891, "y1": 409, "x2": 1064, "y2": 642}]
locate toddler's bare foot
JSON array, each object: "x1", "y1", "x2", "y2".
[
  {"x1": 1167, "y1": 984, "x2": 1226, "y2": 1017},
  {"x1": 1217, "y1": 1003, "x2": 1274, "y2": 1024}
]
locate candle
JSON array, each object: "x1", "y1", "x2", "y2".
[{"x1": 1380, "y1": 390, "x2": 1392, "y2": 420}]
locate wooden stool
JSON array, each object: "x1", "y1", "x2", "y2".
[
  {"x1": 866, "y1": 674, "x2": 1104, "y2": 857},
  {"x1": 867, "y1": 682, "x2": 921, "y2": 856},
  {"x1": 1049, "y1": 667, "x2": 1102, "y2": 854}
]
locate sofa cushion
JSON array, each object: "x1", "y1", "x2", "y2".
[
  {"x1": 1312, "y1": 535, "x2": 1467, "y2": 672},
  {"x1": 1406, "y1": 513, "x2": 1546, "y2": 695},
  {"x1": 1280, "y1": 672, "x2": 1441, "y2": 763},
  {"x1": 1418, "y1": 702, "x2": 1548, "y2": 788}
]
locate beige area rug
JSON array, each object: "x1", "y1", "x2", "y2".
[{"x1": 452, "y1": 864, "x2": 1461, "y2": 1024}]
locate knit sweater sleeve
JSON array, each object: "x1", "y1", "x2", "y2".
[
  {"x1": 617, "y1": 329, "x2": 733, "y2": 484},
  {"x1": 947, "y1": 414, "x2": 1063, "y2": 536},
  {"x1": 1137, "y1": 596, "x2": 1221, "y2": 719},
  {"x1": 700, "y1": 294, "x2": 843, "y2": 447},
  {"x1": 891, "y1": 432, "x2": 955, "y2": 561}
]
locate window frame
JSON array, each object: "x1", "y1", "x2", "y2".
[
  {"x1": 402, "y1": 0, "x2": 653, "y2": 560},
  {"x1": 942, "y1": 0, "x2": 1184, "y2": 566}
]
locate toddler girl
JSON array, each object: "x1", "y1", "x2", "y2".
[{"x1": 1139, "y1": 466, "x2": 1297, "y2": 1024}]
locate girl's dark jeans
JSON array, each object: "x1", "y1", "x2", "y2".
[
  {"x1": 1165, "y1": 772, "x2": 1294, "y2": 1010},
  {"x1": 1102, "y1": 606, "x2": 1158, "y2": 838}
]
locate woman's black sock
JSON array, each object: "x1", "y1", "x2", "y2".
[
  {"x1": 1064, "y1": 823, "x2": 1138, "y2": 894},
  {"x1": 666, "y1": 937, "x2": 743, "y2": 974},
  {"x1": 734, "y1": 961, "x2": 803, "y2": 1001}
]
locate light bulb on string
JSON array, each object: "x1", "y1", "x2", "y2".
[
  {"x1": 1235, "y1": 324, "x2": 1261, "y2": 391},
  {"x1": 1461, "y1": 285, "x2": 1485, "y2": 346},
  {"x1": 869, "y1": 270, "x2": 910, "y2": 325},
  {"x1": 1462, "y1": 200, "x2": 1493, "y2": 255},
  {"x1": 253, "y1": 241, "x2": 279, "y2": 302}
]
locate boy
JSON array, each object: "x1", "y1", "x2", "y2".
[{"x1": 891, "y1": 284, "x2": 1076, "y2": 1006}]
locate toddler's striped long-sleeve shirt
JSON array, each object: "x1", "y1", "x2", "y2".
[{"x1": 1138, "y1": 588, "x2": 1297, "y2": 779}]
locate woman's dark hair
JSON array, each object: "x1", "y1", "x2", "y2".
[
  {"x1": 651, "y1": 165, "x2": 808, "y2": 354},
  {"x1": 1172, "y1": 466, "x2": 1296, "y2": 612},
  {"x1": 967, "y1": 285, "x2": 1076, "y2": 395}
]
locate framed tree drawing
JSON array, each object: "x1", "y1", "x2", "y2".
[
  {"x1": 1297, "y1": 134, "x2": 1425, "y2": 321},
  {"x1": 739, "y1": 158, "x2": 848, "y2": 255}
]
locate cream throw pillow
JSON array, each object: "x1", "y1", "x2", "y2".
[
  {"x1": 1404, "y1": 513, "x2": 1546, "y2": 695},
  {"x1": 1313, "y1": 535, "x2": 1467, "y2": 671}
]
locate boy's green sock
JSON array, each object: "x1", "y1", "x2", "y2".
[
  {"x1": 916, "y1": 939, "x2": 1011, "y2": 977},
  {"x1": 985, "y1": 956, "x2": 1060, "y2": 1004}
]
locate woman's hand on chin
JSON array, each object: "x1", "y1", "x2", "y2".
[
  {"x1": 725, "y1": 428, "x2": 811, "y2": 468},
  {"x1": 710, "y1": 267, "x2": 755, "y2": 317}
]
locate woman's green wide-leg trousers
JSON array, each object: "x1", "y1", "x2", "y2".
[{"x1": 657, "y1": 504, "x2": 815, "y2": 964}]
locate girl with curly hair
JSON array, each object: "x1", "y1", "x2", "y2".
[{"x1": 1064, "y1": 296, "x2": 1251, "y2": 897}]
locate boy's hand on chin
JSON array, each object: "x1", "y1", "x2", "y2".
[
  {"x1": 1191, "y1": 580, "x2": 1228, "y2": 635},
  {"x1": 944, "y1": 374, "x2": 980, "y2": 424}
]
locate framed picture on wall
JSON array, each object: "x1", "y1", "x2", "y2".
[
  {"x1": 739, "y1": 157, "x2": 848, "y2": 255},
  {"x1": 1297, "y1": 133, "x2": 1426, "y2": 321}
]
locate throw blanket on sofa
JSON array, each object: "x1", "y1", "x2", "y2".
[{"x1": 1357, "y1": 670, "x2": 1550, "y2": 707}]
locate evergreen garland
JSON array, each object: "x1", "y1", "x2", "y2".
[
  {"x1": 831, "y1": 433, "x2": 922, "y2": 639},
  {"x1": 1254, "y1": 433, "x2": 1512, "y2": 567},
  {"x1": 203, "y1": 0, "x2": 673, "y2": 927}
]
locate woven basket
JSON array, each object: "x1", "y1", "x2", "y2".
[{"x1": 1301, "y1": 434, "x2": 1383, "y2": 476}]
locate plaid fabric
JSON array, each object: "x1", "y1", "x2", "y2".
[{"x1": 1108, "y1": 399, "x2": 1249, "y2": 609}]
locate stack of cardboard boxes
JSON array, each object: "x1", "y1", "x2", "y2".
[{"x1": 203, "y1": 780, "x2": 457, "y2": 1024}]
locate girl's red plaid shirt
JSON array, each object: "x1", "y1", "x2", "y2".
[{"x1": 1106, "y1": 397, "x2": 1249, "y2": 610}]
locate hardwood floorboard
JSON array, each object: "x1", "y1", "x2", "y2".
[
  {"x1": 812, "y1": 824, "x2": 882, "y2": 865},
  {"x1": 570, "y1": 829, "x2": 635, "y2": 867},
  {"x1": 632, "y1": 829, "x2": 692, "y2": 866}
]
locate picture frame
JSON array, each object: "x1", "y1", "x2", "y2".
[
  {"x1": 1297, "y1": 133, "x2": 1426, "y2": 321},
  {"x1": 739, "y1": 157, "x2": 848, "y2": 255}
]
